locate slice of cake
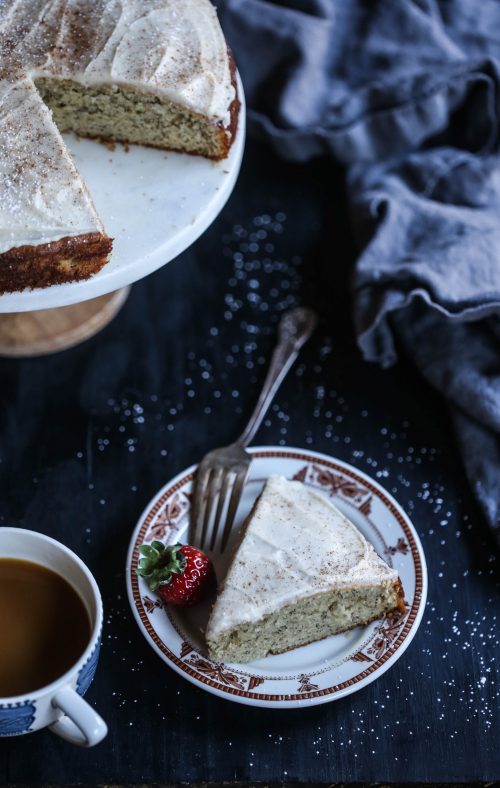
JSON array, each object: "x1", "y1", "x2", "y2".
[
  {"x1": 206, "y1": 476, "x2": 405, "y2": 663},
  {"x1": 0, "y1": 77, "x2": 112, "y2": 293},
  {"x1": 0, "y1": 0, "x2": 239, "y2": 293}
]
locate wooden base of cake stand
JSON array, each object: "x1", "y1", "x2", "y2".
[{"x1": 0, "y1": 286, "x2": 130, "y2": 358}]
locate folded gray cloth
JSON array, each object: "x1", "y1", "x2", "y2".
[{"x1": 220, "y1": 0, "x2": 500, "y2": 544}]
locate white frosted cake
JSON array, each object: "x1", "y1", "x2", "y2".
[
  {"x1": 0, "y1": 0, "x2": 239, "y2": 292},
  {"x1": 206, "y1": 476, "x2": 405, "y2": 663}
]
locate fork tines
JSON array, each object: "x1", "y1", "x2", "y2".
[{"x1": 190, "y1": 450, "x2": 250, "y2": 552}]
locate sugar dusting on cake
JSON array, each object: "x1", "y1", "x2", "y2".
[
  {"x1": 1, "y1": 0, "x2": 235, "y2": 124},
  {"x1": 206, "y1": 475, "x2": 398, "y2": 639},
  {"x1": 0, "y1": 76, "x2": 102, "y2": 253}
]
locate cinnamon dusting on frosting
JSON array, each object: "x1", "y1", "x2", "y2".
[
  {"x1": 0, "y1": 0, "x2": 235, "y2": 122},
  {"x1": 206, "y1": 476, "x2": 399, "y2": 639},
  {"x1": 0, "y1": 0, "x2": 236, "y2": 255}
]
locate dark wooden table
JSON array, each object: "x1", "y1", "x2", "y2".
[{"x1": 0, "y1": 139, "x2": 498, "y2": 784}]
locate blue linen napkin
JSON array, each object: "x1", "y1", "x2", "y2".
[{"x1": 220, "y1": 0, "x2": 500, "y2": 544}]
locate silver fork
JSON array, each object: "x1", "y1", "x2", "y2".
[{"x1": 189, "y1": 306, "x2": 318, "y2": 552}]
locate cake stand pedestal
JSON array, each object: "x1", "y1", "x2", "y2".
[
  {"x1": 0, "y1": 287, "x2": 130, "y2": 357},
  {"x1": 0, "y1": 77, "x2": 245, "y2": 357}
]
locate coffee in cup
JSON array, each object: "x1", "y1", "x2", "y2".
[{"x1": 0, "y1": 528, "x2": 107, "y2": 747}]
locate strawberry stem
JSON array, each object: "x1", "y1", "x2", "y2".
[{"x1": 136, "y1": 542, "x2": 186, "y2": 592}]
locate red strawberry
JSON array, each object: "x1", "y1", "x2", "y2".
[{"x1": 136, "y1": 541, "x2": 216, "y2": 607}]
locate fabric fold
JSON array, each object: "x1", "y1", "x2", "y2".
[
  {"x1": 220, "y1": 0, "x2": 500, "y2": 543},
  {"x1": 220, "y1": 0, "x2": 500, "y2": 539}
]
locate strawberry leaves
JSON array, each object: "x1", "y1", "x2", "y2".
[{"x1": 136, "y1": 541, "x2": 186, "y2": 592}]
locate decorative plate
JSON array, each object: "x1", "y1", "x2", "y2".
[{"x1": 126, "y1": 447, "x2": 427, "y2": 708}]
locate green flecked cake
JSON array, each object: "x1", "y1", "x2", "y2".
[{"x1": 206, "y1": 476, "x2": 405, "y2": 664}]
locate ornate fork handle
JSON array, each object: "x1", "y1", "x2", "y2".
[
  {"x1": 190, "y1": 306, "x2": 318, "y2": 550},
  {"x1": 238, "y1": 307, "x2": 318, "y2": 447}
]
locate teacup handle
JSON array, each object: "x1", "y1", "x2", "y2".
[{"x1": 49, "y1": 686, "x2": 107, "y2": 747}]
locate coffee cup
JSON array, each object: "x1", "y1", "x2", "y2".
[{"x1": 0, "y1": 527, "x2": 107, "y2": 747}]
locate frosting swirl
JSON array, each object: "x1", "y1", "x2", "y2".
[
  {"x1": 1, "y1": 0, "x2": 235, "y2": 124},
  {"x1": 207, "y1": 476, "x2": 398, "y2": 638}
]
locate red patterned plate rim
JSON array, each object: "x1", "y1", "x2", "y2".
[{"x1": 126, "y1": 446, "x2": 428, "y2": 708}]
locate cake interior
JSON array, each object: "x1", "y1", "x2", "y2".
[
  {"x1": 208, "y1": 580, "x2": 403, "y2": 664},
  {"x1": 35, "y1": 78, "x2": 231, "y2": 160}
]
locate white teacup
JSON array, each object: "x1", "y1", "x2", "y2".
[{"x1": 0, "y1": 527, "x2": 107, "y2": 747}]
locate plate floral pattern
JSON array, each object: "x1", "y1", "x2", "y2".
[{"x1": 126, "y1": 447, "x2": 427, "y2": 708}]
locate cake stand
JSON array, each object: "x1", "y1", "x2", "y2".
[{"x1": 0, "y1": 77, "x2": 245, "y2": 356}]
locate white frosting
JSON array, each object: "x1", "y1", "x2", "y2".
[
  {"x1": 0, "y1": 78, "x2": 102, "y2": 254},
  {"x1": 4, "y1": 0, "x2": 235, "y2": 125},
  {"x1": 206, "y1": 476, "x2": 398, "y2": 639},
  {"x1": 0, "y1": 0, "x2": 235, "y2": 254}
]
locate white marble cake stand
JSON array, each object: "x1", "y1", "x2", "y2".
[{"x1": 0, "y1": 77, "x2": 245, "y2": 356}]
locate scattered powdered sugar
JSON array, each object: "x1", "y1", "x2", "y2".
[{"x1": 66, "y1": 209, "x2": 498, "y2": 772}]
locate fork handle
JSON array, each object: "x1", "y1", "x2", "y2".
[{"x1": 237, "y1": 307, "x2": 317, "y2": 447}]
